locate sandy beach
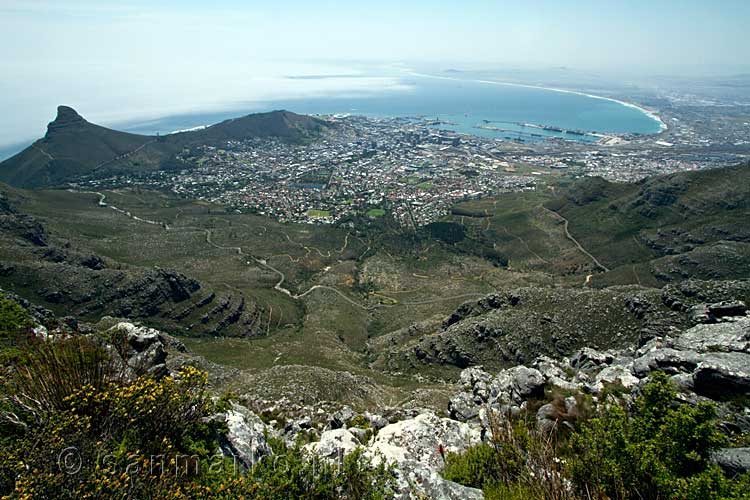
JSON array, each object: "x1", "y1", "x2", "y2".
[{"x1": 409, "y1": 72, "x2": 668, "y2": 133}]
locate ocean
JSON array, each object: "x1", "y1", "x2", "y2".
[
  {"x1": 121, "y1": 74, "x2": 663, "y2": 143},
  {"x1": 0, "y1": 74, "x2": 663, "y2": 160}
]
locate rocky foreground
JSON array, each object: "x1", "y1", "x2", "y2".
[
  {"x1": 8, "y1": 289, "x2": 750, "y2": 499},
  {"x1": 196, "y1": 300, "x2": 750, "y2": 499}
]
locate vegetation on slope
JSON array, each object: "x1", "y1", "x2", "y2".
[
  {"x1": 545, "y1": 162, "x2": 750, "y2": 285},
  {"x1": 443, "y1": 373, "x2": 750, "y2": 500},
  {"x1": 0, "y1": 333, "x2": 396, "y2": 499}
]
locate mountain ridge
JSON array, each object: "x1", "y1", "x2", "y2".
[{"x1": 0, "y1": 106, "x2": 331, "y2": 188}]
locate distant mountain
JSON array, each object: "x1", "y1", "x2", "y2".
[
  {"x1": 0, "y1": 106, "x2": 331, "y2": 188},
  {"x1": 176, "y1": 108, "x2": 331, "y2": 145}
]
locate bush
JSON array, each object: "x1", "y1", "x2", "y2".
[
  {"x1": 0, "y1": 293, "x2": 32, "y2": 341},
  {"x1": 443, "y1": 411, "x2": 572, "y2": 500},
  {"x1": 443, "y1": 373, "x2": 750, "y2": 500},
  {"x1": 0, "y1": 336, "x2": 397, "y2": 499},
  {"x1": 7, "y1": 336, "x2": 117, "y2": 423},
  {"x1": 568, "y1": 371, "x2": 744, "y2": 500}
]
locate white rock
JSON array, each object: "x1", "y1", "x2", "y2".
[
  {"x1": 219, "y1": 403, "x2": 273, "y2": 470},
  {"x1": 365, "y1": 412, "x2": 484, "y2": 500},
  {"x1": 593, "y1": 365, "x2": 639, "y2": 392},
  {"x1": 303, "y1": 428, "x2": 360, "y2": 461},
  {"x1": 369, "y1": 412, "x2": 481, "y2": 469}
]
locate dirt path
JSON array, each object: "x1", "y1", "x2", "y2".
[
  {"x1": 92, "y1": 140, "x2": 157, "y2": 172},
  {"x1": 542, "y1": 207, "x2": 610, "y2": 273},
  {"x1": 80, "y1": 191, "x2": 491, "y2": 311},
  {"x1": 33, "y1": 144, "x2": 55, "y2": 161}
]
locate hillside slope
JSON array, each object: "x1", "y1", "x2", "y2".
[
  {"x1": 0, "y1": 184, "x2": 265, "y2": 337},
  {"x1": 545, "y1": 162, "x2": 750, "y2": 285}
]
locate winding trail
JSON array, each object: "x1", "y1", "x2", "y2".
[
  {"x1": 282, "y1": 231, "x2": 331, "y2": 258},
  {"x1": 203, "y1": 229, "x2": 372, "y2": 310},
  {"x1": 542, "y1": 207, "x2": 610, "y2": 273},
  {"x1": 92, "y1": 140, "x2": 157, "y2": 172},
  {"x1": 79, "y1": 191, "x2": 488, "y2": 311},
  {"x1": 82, "y1": 191, "x2": 168, "y2": 227},
  {"x1": 33, "y1": 144, "x2": 55, "y2": 162},
  {"x1": 338, "y1": 231, "x2": 351, "y2": 254}
]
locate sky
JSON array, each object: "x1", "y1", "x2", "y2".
[{"x1": 1, "y1": 0, "x2": 749, "y2": 148}]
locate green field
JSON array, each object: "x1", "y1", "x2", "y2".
[{"x1": 306, "y1": 209, "x2": 331, "y2": 217}]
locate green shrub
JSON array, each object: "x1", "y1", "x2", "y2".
[
  {"x1": 0, "y1": 336, "x2": 397, "y2": 499},
  {"x1": 7, "y1": 336, "x2": 116, "y2": 423},
  {"x1": 444, "y1": 374, "x2": 750, "y2": 500},
  {"x1": 443, "y1": 411, "x2": 572, "y2": 499},
  {"x1": 568, "y1": 371, "x2": 738, "y2": 499},
  {"x1": 0, "y1": 293, "x2": 32, "y2": 341}
]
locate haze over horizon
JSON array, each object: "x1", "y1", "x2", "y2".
[{"x1": 1, "y1": 0, "x2": 749, "y2": 149}]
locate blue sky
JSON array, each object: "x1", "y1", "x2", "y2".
[
  {"x1": 1, "y1": 0, "x2": 748, "y2": 147},
  {"x1": 2, "y1": 0, "x2": 748, "y2": 71}
]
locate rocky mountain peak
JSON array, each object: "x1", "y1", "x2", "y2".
[{"x1": 46, "y1": 105, "x2": 86, "y2": 134}]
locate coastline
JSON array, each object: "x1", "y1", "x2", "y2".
[{"x1": 408, "y1": 72, "x2": 668, "y2": 133}]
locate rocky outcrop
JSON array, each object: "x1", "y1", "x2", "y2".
[
  {"x1": 692, "y1": 352, "x2": 750, "y2": 399},
  {"x1": 449, "y1": 364, "x2": 546, "y2": 422},
  {"x1": 0, "y1": 213, "x2": 48, "y2": 246},
  {"x1": 300, "y1": 410, "x2": 484, "y2": 499},
  {"x1": 0, "y1": 191, "x2": 266, "y2": 338},
  {"x1": 214, "y1": 402, "x2": 273, "y2": 470},
  {"x1": 304, "y1": 428, "x2": 361, "y2": 461},
  {"x1": 368, "y1": 413, "x2": 483, "y2": 500},
  {"x1": 46, "y1": 105, "x2": 87, "y2": 134},
  {"x1": 105, "y1": 322, "x2": 170, "y2": 377},
  {"x1": 380, "y1": 281, "x2": 750, "y2": 378},
  {"x1": 370, "y1": 413, "x2": 481, "y2": 469},
  {"x1": 376, "y1": 285, "x2": 702, "y2": 374},
  {"x1": 712, "y1": 448, "x2": 750, "y2": 478},
  {"x1": 446, "y1": 310, "x2": 750, "y2": 439}
]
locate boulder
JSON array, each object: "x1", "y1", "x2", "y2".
[
  {"x1": 366, "y1": 412, "x2": 483, "y2": 500},
  {"x1": 536, "y1": 403, "x2": 559, "y2": 434},
  {"x1": 393, "y1": 460, "x2": 484, "y2": 500},
  {"x1": 674, "y1": 318, "x2": 750, "y2": 354},
  {"x1": 108, "y1": 322, "x2": 168, "y2": 377},
  {"x1": 490, "y1": 366, "x2": 545, "y2": 405},
  {"x1": 711, "y1": 448, "x2": 750, "y2": 478},
  {"x1": 369, "y1": 412, "x2": 481, "y2": 470},
  {"x1": 217, "y1": 403, "x2": 273, "y2": 470},
  {"x1": 594, "y1": 365, "x2": 639, "y2": 392},
  {"x1": 689, "y1": 304, "x2": 712, "y2": 324},
  {"x1": 459, "y1": 366, "x2": 493, "y2": 401},
  {"x1": 632, "y1": 348, "x2": 701, "y2": 378},
  {"x1": 533, "y1": 355, "x2": 568, "y2": 381},
  {"x1": 328, "y1": 406, "x2": 356, "y2": 430},
  {"x1": 709, "y1": 301, "x2": 748, "y2": 319},
  {"x1": 448, "y1": 392, "x2": 479, "y2": 422},
  {"x1": 690, "y1": 302, "x2": 748, "y2": 324},
  {"x1": 569, "y1": 348, "x2": 614, "y2": 370},
  {"x1": 692, "y1": 353, "x2": 750, "y2": 399},
  {"x1": 304, "y1": 428, "x2": 360, "y2": 462}
]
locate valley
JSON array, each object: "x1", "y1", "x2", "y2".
[{"x1": 2, "y1": 144, "x2": 749, "y2": 406}]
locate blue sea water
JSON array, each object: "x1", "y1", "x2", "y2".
[
  {"x1": 0, "y1": 75, "x2": 662, "y2": 161},
  {"x1": 121, "y1": 75, "x2": 661, "y2": 143}
]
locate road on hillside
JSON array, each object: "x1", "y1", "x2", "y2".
[{"x1": 542, "y1": 207, "x2": 610, "y2": 273}]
